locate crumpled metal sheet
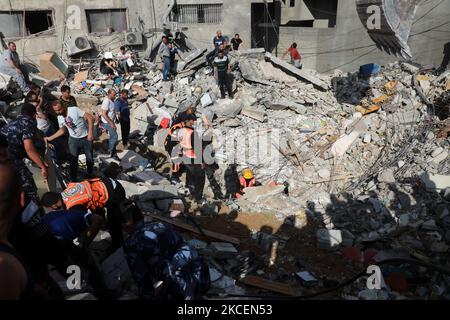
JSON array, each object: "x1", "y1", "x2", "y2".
[{"x1": 356, "y1": 0, "x2": 421, "y2": 59}]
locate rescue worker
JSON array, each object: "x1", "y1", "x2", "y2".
[
  {"x1": 40, "y1": 175, "x2": 126, "y2": 251},
  {"x1": 175, "y1": 114, "x2": 205, "y2": 203},
  {"x1": 236, "y1": 168, "x2": 261, "y2": 198},
  {"x1": 0, "y1": 103, "x2": 48, "y2": 204}
]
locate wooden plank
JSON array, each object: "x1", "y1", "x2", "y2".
[
  {"x1": 146, "y1": 213, "x2": 240, "y2": 245},
  {"x1": 265, "y1": 53, "x2": 329, "y2": 91},
  {"x1": 238, "y1": 275, "x2": 297, "y2": 296}
]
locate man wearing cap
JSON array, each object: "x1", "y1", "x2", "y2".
[
  {"x1": 0, "y1": 103, "x2": 48, "y2": 203},
  {"x1": 174, "y1": 114, "x2": 206, "y2": 203}
]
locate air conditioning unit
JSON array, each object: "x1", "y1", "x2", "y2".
[
  {"x1": 125, "y1": 32, "x2": 143, "y2": 46},
  {"x1": 65, "y1": 36, "x2": 93, "y2": 56}
]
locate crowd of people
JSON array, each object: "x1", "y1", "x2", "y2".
[{"x1": 0, "y1": 32, "x2": 300, "y2": 300}]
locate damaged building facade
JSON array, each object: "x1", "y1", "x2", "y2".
[{"x1": 1, "y1": 0, "x2": 449, "y2": 72}]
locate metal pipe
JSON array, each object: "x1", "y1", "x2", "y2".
[{"x1": 162, "y1": 0, "x2": 176, "y2": 28}]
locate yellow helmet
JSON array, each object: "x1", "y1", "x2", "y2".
[{"x1": 242, "y1": 168, "x2": 254, "y2": 180}]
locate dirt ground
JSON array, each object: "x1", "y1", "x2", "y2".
[{"x1": 194, "y1": 208, "x2": 362, "y2": 298}]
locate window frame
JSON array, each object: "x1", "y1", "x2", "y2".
[
  {"x1": 85, "y1": 8, "x2": 129, "y2": 35},
  {"x1": 0, "y1": 10, "x2": 56, "y2": 39},
  {"x1": 170, "y1": 4, "x2": 223, "y2": 25}
]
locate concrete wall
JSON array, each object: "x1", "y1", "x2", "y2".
[
  {"x1": 169, "y1": 0, "x2": 268, "y2": 51},
  {"x1": 0, "y1": 0, "x2": 148, "y2": 66},
  {"x1": 1, "y1": 0, "x2": 449, "y2": 74},
  {"x1": 277, "y1": 0, "x2": 450, "y2": 73}
]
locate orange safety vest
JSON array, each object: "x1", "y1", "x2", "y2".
[
  {"x1": 236, "y1": 177, "x2": 256, "y2": 198},
  {"x1": 165, "y1": 122, "x2": 185, "y2": 146},
  {"x1": 180, "y1": 127, "x2": 196, "y2": 159},
  {"x1": 62, "y1": 179, "x2": 109, "y2": 211}
]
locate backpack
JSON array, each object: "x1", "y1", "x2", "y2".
[{"x1": 123, "y1": 222, "x2": 210, "y2": 300}]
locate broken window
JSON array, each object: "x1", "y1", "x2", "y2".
[
  {"x1": 170, "y1": 4, "x2": 223, "y2": 24},
  {"x1": 86, "y1": 9, "x2": 128, "y2": 33},
  {"x1": 0, "y1": 10, "x2": 54, "y2": 38},
  {"x1": 281, "y1": 0, "x2": 338, "y2": 28}
]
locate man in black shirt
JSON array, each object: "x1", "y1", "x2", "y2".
[
  {"x1": 231, "y1": 34, "x2": 243, "y2": 51},
  {"x1": 213, "y1": 50, "x2": 234, "y2": 99},
  {"x1": 207, "y1": 30, "x2": 227, "y2": 68}
]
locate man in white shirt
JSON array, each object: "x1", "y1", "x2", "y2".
[
  {"x1": 45, "y1": 100, "x2": 95, "y2": 182},
  {"x1": 117, "y1": 46, "x2": 132, "y2": 76},
  {"x1": 101, "y1": 89, "x2": 119, "y2": 159}
]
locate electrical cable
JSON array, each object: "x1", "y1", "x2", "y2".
[{"x1": 413, "y1": 0, "x2": 445, "y2": 25}]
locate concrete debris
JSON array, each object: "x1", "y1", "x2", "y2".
[
  {"x1": 420, "y1": 172, "x2": 450, "y2": 191},
  {"x1": 240, "y1": 106, "x2": 267, "y2": 122},
  {"x1": 1, "y1": 33, "x2": 448, "y2": 302},
  {"x1": 265, "y1": 52, "x2": 330, "y2": 90}
]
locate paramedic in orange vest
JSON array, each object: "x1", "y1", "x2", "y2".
[
  {"x1": 236, "y1": 168, "x2": 261, "y2": 198},
  {"x1": 40, "y1": 175, "x2": 127, "y2": 250},
  {"x1": 176, "y1": 114, "x2": 206, "y2": 203}
]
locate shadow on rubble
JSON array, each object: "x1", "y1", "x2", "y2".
[
  {"x1": 253, "y1": 175, "x2": 449, "y2": 297},
  {"x1": 330, "y1": 72, "x2": 371, "y2": 105}
]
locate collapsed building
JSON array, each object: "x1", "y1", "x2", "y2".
[{"x1": 0, "y1": 0, "x2": 450, "y2": 301}]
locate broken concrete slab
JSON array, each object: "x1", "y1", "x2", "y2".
[
  {"x1": 431, "y1": 150, "x2": 448, "y2": 164},
  {"x1": 234, "y1": 48, "x2": 266, "y2": 56},
  {"x1": 163, "y1": 96, "x2": 179, "y2": 110},
  {"x1": 179, "y1": 49, "x2": 207, "y2": 71},
  {"x1": 265, "y1": 53, "x2": 329, "y2": 90},
  {"x1": 378, "y1": 168, "x2": 396, "y2": 184},
  {"x1": 238, "y1": 185, "x2": 285, "y2": 203},
  {"x1": 269, "y1": 99, "x2": 307, "y2": 114},
  {"x1": 240, "y1": 106, "x2": 267, "y2": 122},
  {"x1": 317, "y1": 229, "x2": 343, "y2": 248},
  {"x1": 210, "y1": 100, "x2": 243, "y2": 118},
  {"x1": 420, "y1": 172, "x2": 450, "y2": 191},
  {"x1": 118, "y1": 150, "x2": 148, "y2": 170},
  {"x1": 386, "y1": 111, "x2": 422, "y2": 125},
  {"x1": 201, "y1": 94, "x2": 213, "y2": 108},
  {"x1": 331, "y1": 118, "x2": 368, "y2": 157},
  {"x1": 239, "y1": 60, "x2": 274, "y2": 86}
]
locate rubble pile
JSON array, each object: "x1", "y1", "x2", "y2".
[{"x1": 1, "y1": 45, "x2": 449, "y2": 300}]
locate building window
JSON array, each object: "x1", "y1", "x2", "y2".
[
  {"x1": 290, "y1": 0, "x2": 296, "y2": 7},
  {"x1": 170, "y1": 4, "x2": 223, "y2": 24},
  {"x1": 0, "y1": 10, "x2": 54, "y2": 38},
  {"x1": 86, "y1": 9, "x2": 128, "y2": 33}
]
